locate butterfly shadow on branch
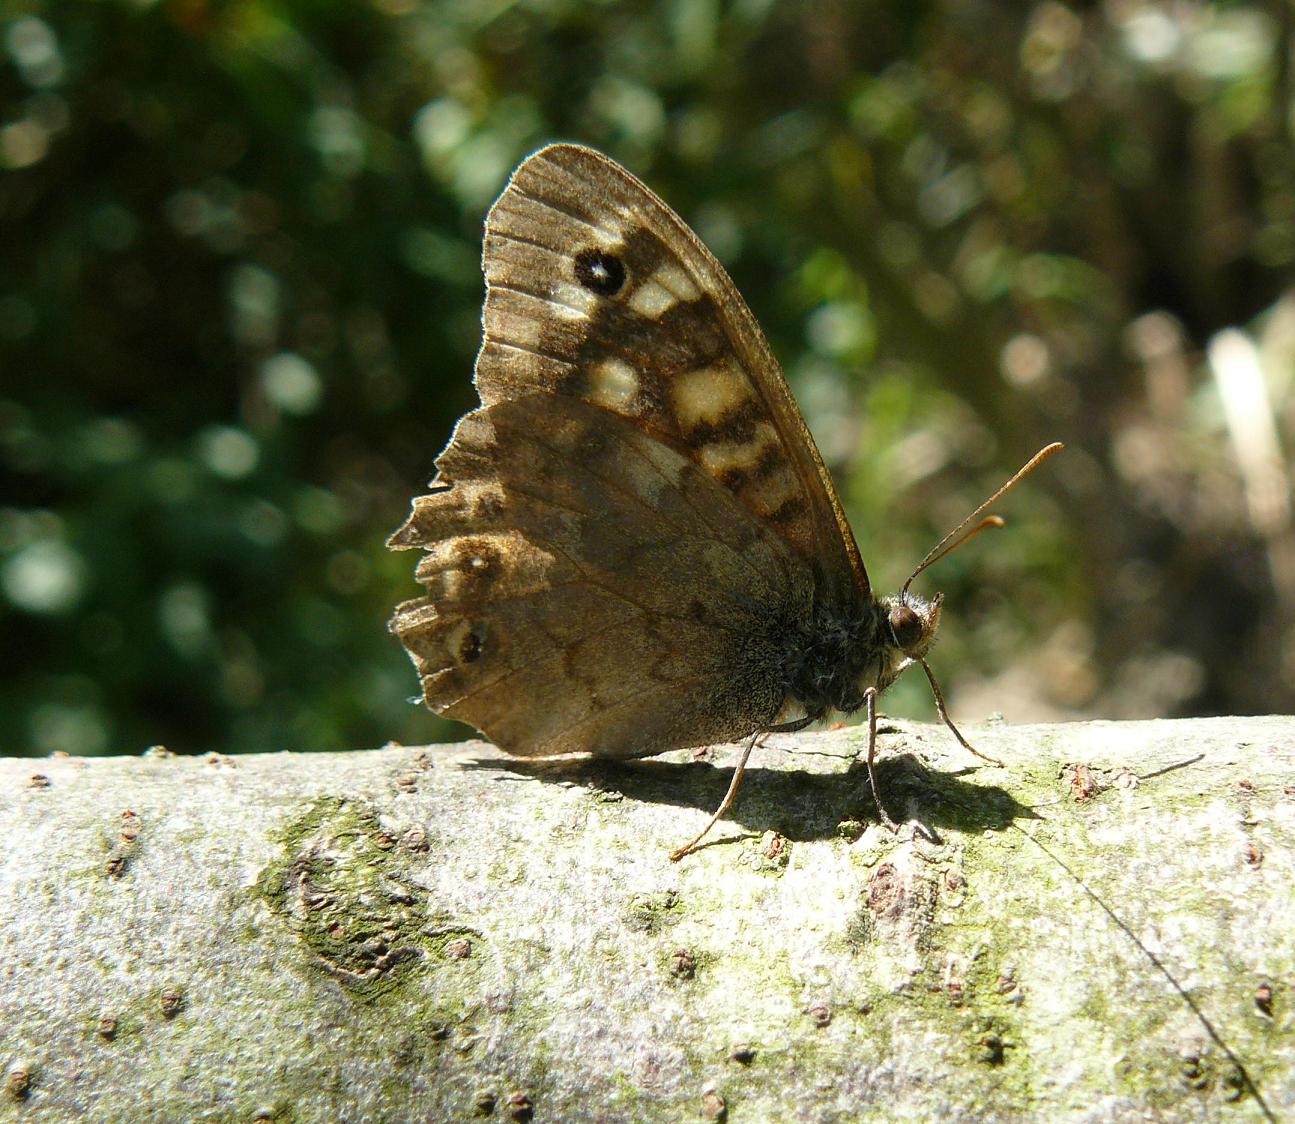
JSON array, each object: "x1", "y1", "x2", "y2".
[{"x1": 464, "y1": 744, "x2": 1035, "y2": 850}]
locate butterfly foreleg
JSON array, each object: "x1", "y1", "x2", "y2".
[
  {"x1": 918, "y1": 658, "x2": 1004, "y2": 767},
  {"x1": 864, "y1": 687, "x2": 900, "y2": 832},
  {"x1": 669, "y1": 728, "x2": 763, "y2": 862}
]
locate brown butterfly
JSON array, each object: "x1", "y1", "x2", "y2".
[{"x1": 388, "y1": 144, "x2": 1060, "y2": 860}]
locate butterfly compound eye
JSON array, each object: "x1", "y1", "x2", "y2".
[
  {"x1": 888, "y1": 605, "x2": 923, "y2": 651},
  {"x1": 573, "y1": 248, "x2": 627, "y2": 296}
]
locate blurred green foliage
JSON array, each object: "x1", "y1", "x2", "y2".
[{"x1": 3, "y1": 1, "x2": 1294, "y2": 757}]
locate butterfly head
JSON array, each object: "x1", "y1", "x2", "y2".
[
  {"x1": 882, "y1": 591, "x2": 942, "y2": 662},
  {"x1": 860, "y1": 590, "x2": 942, "y2": 697}
]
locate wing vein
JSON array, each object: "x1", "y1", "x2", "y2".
[
  {"x1": 450, "y1": 613, "x2": 734, "y2": 725},
  {"x1": 487, "y1": 279, "x2": 591, "y2": 319},
  {"x1": 505, "y1": 185, "x2": 621, "y2": 243},
  {"x1": 480, "y1": 336, "x2": 576, "y2": 367},
  {"x1": 488, "y1": 229, "x2": 562, "y2": 252},
  {"x1": 509, "y1": 413, "x2": 790, "y2": 592}
]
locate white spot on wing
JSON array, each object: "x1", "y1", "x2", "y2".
[
  {"x1": 581, "y1": 212, "x2": 625, "y2": 250},
  {"x1": 627, "y1": 262, "x2": 704, "y2": 319},
  {"x1": 654, "y1": 261, "x2": 701, "y2": 301},
  {"x1": 628, "y1": 280, "x2": 677, "y2": 318},
  {"x1": 671, "y1": 360, "x2": 754, "y2": 430},
  {"x1": 431, "y1": 568, "x2": 466, "y2": 601},
  {"x1": 697, "y1": 421, "x2": 781, "y2": 474},
  {"x1": 746, "y1": 463, "x2": 800, "y2": 514},
  {"x1": 589, "y1": 358, "x2": 640, "y2": 413}
]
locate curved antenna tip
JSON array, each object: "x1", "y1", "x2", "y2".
[{"x1": 901, "y1": 442, "x2": 1063, "y2": 596}]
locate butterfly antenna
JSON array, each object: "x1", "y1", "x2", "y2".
[{"x1": 901, "y1": 442, "x2": 1064, "y2": 598}]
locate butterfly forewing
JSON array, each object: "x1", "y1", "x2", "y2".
[{"x1": 475, "y1": 144, "x2": 868, "y2": 605}]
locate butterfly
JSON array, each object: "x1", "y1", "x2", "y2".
[{"x1": 388, "y1": 144, "x2": 1061, "y2": 860}]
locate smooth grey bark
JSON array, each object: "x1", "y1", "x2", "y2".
[{"x1": 0, "y1": 716, "x2": 1291, "y2": 1123}]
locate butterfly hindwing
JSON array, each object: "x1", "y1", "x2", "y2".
[
  {"x1": 475, "y1": 144, "x2": 868, "y2": 606},
  {"x1": 389, "y1": 394, "x2": 811, "y2": 757}
]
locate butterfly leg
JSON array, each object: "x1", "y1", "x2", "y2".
[
  {"x1": 864, "y1": 687, "x2": 900, "y2": 832},
  {"x1": 918, "y1": 658, "x2": 1005, "y2": 767},
  {"x1": 669, "y1": 728, "x2": 762, "y2": 862}
]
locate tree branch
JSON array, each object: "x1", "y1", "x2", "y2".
[{"x1": 0, "y1": 717, "x2": 1291, "y2": 1121}]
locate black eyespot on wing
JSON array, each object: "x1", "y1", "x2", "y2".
[
  {"x1": 574, "y1": 248, "x2": 627, "y2": 296},
  {"x1": 888, "y1": 605, "x2": 922, "y2": 651},
  {"x1": 458, "y1": 628, "x2": 483, "y2": 663}
]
